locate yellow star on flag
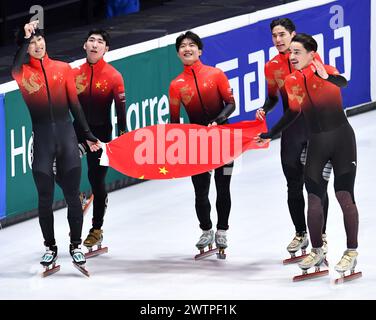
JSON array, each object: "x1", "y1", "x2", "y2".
[
  {"x1": 159, "y1": 167, "x2": 168, "y2": 175},
  {"x1": 96, "y1": 82, "x2": 101, "y2": 88},
  {"x1": 138, "y1": 175, "x2": 145, "y2": 179}
]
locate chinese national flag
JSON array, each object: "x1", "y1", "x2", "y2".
[{"x1": 100, "y1": 120, "x2": 268, "y2": 179}]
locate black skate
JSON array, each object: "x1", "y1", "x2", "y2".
[
  {"x1": 40, "y1": 245, "x2": 60, "y2": 277},
  {"x1": 70, "y1": 244, "x2": 90, "y2": 277}
]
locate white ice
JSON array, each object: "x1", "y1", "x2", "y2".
[{"x1": 0, "y1": 110, "x2": 375, "y2": 300}]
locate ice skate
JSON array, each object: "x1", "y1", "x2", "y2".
[
  {"x1": 80, "y1": 192, "x2": 93, "y2": 216},
  {"x1": 70, "y1": 244, "x2": 90, "y2": 277},
  {"x1": 194, "y1": 230, "x2": 218, "y2": 260},
  {"x1": 215, "y1": 230, "x2": 227, "y2": 260},
  {"x1": 40, "y1": 245, "x2": 60, "y2": 277},
  {"x1": 283, "y1": 232, "x2": 309, "y2": 264},
  {"x1": 84, "y1": 228, "x2": 108, "y2": 259},
  {"x1": 293, "y1": 247, "x2": 329, "y2": 281},
  {"x1": 334, "y1": 250, "x2": 362, "y2": 284}
]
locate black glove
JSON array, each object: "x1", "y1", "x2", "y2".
[
  {"x1": 259, "y1": 132, "x2": 273, "y2": 140},
  {"x1": 210, "y1": 103, "x2": 235, "y2": 125}
]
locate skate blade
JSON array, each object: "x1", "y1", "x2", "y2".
[
  {"x1": 82, "y1": 195, "x2": 94, "y2": 216},
  {"x1": 216, "y1": 249, "x2": 226, "y2": 260},
  {"x1": 293, "y1": 269, "x2": 329, "y2": 282},
  {"x1": 85, "y1": 246, "x2": 108, "y2": 259},
  {"x1": 41, "y1": 264, "x2": 61, "y2": 277},
  {"x1": 335, "y1": 271, "x2": 362, "y2": 284},
  {"x1": 194, "y1": 247, "x2": 219, "y2": 260},
  {"x1": 283, "y1": 253, "x2": 309, "y2": 265},
  {"x1": 73, "y1": 262, "x2": 90, "y2": 277}
]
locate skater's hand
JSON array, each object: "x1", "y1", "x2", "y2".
[
  {"x1": 208, "y1": 121, "x2": 217, "y2": 127},
  {"x1": 87, "y1": 139, "x2": 102, "y2": 152},
  {"x1": 312, "y1": 59, "x2": 328, "y2": 79},
  {"x1": 255, "y1": 108, "x2": 265, "y2": 121},
  {"x1": 254, "y1": 133, "x2": 270, "y2": 146},
  {"x1": 24, "y1": 20, "x2": 39, "y2": 39}
]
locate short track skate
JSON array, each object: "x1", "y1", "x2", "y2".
[
  {"x1": 283, "y1": 248, "x2": 309, "y2": 265},
  {"x1": 293, "y1": 259, "x2": 329, "y2": 282},
  {"x1": 41, "y1": 263, "x2": 61, "y2": 277},
  {"x1": 85, "y1": 244, "x2": 108, "y2": 259},
  {"x1": 73, "y1": 262, "x2": 90, "y2": 277},
  {"x1": 334, "y1": 269, "x2": 362, "y2": 284},
  {"x1": 194, "y1": 244, "x2": 219, "y2": 260},
  {"x1": 216, "y1": 248, "x2": 226, "y2": 260}
]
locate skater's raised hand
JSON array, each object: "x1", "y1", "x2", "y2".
[
  {"x1": 312, "y1": 59, "x2": 328, "y2": 80},
  {"x1": 24, "y1": 20, "x2": 39, "y2": 39}
]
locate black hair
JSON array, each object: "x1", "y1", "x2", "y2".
[
  {"x1": 270, "y1": 18, "x2": 296, "y2": 33},
  {"x1": 15, "y1": 27, "x2": 44, "y2": 47},
  {"x1": 175, "y1": 31, "x2": 203, "y2": 52},
  {"x1": 291, "y1": 33, "x2": 318, "y2": 52},
  {"x1": 86, "y1": 29, "x2": 111, "y2": 46}
]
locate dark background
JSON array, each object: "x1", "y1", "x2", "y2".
[{"x1": 0, "y1": 0, "x2": 296, "y2": 83}]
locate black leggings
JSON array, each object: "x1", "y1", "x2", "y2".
[
  {"x1": 305, "y1": 123, "x2": 358, "y2": 249},
  {"x1": 280, "y1": 114, "x2": 329, "y2": 234},
  {"x1": 32, "y1": 121, "x2": 83, "y2": 247},
  {"x1": 87, "y1": 149, "x2": 108, "y2": 229},
  {"x1": 76, "y1": 124, "x2": 112, "y2": 230},
  {"x1": 191, "y1": 162, "x2": 233, "y2": 231}
]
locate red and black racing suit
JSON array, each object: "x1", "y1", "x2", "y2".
[
  {"x1": 261, "y1": 64, "x2": 358, "y2": 249},
  {"x1": 169, "y1": 60, "x2": 235, "y2": 231},
  {"x1": 72, "y1": 58, "x2": 126, "y2": 230},
  {"x1": 12, "y1": 38, "x2": 97, "y2": 247}
]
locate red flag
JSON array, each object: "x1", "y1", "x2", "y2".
[{"x1": 100, "y1": 120, "x2": 269, "y2": 179}]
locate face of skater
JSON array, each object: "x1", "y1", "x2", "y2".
[
  {"x1": 84, "y1": 34, "x2": 109, "y2": 64},
  {"x1": 271, "y1": 25, "x2": 296, "y2": 54},
  {"x1": 28, "y1": 35, "x2": 46, "y2": 60},
  {"x1": 289, "y1": 41, "x2": 315, "y2": 70},
  {"x1": 177, "y1": 38, "x2": 202, "y2": 66}
]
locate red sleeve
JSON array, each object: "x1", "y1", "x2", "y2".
[
  {"x1": 265, "y1": 62, "x2": 279, "y2": 98},
  {"x1": 169, "y1": 81, "x2": 181, "y2": 124},
  {"x1": 285, "y1": 76, "x2": 302, "y2": 113},
  {"x1": 65, "y1": 64, "x2": 93, "y2": 137},
  {"x1": 112, "y1": 72, "x2": 126, "y2": 135},
  {"x1": 325, "y1": 65, "x2": 340, "y2": 75},
  {"x1": 216, "y1": 69, "x2": 235, "y2": 104},
  {"x1": 66, "y1": 65, "x2": 81, "y2": 109}
]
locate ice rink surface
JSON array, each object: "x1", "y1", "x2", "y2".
[{"x1": 0, "y1": 110, "x2": 375, "y2": 300}]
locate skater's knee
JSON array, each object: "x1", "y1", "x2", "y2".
[
  {"x1": 283, "y1": 166, "x2": 304, "y2": 192},
  {"x1": 334, "y1": 171, "x2": 356, "y2": 203},
  {"x1": 195, "y1": 193, "x2": 209, "y2": 205},
  {"x1": 335, "y1": 191, "x2": 356, "y2": 210},
  {"x1": 308, "y1": 193, "x2": 322, "y2": 208},
  {"x1": 305, "y1": 176, "x2": 326, "y2": 199}
]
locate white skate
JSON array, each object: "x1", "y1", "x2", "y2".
[
  {"x1": 334, "y1": 249, "x2": 362, "y2": 284},
  {"x1": 293, "y1": 247, "x2": 329, "y2": 281},
  {"x1": 283, "y1": 232, "x2": 309, "y2": 264},
  {"x1": 215, "y1": 230, "x2": 227, "y2": 259}
]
